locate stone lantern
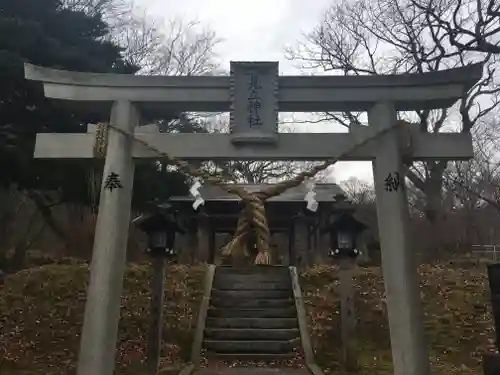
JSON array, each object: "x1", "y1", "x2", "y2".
[
  {"x1": 133, "y1": 203, "x2": 185, "y2": 259},
  {"x1": 323, "y1": 210, "x2": 367, "y2": 371},
  {"x1": 326, "y1": 211, "x2": 367, "y2": 260},
  {"x1": 132, "y1": 203, "x2": 186, "y2": 373}
]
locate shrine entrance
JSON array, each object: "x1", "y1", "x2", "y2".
[
  {"x1": 168, "y1": 183, "x2": 347, "y2": 266},
  {"x1": 25, "y1": 60, "x2": 482, "y2": 375}
]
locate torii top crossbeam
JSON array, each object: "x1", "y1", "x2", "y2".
[
  {"x1": 25, "y1": 62, "x2": 481, "y2": 112},
  {"x1": 25, "y1": 61, "x2": 482, "y2": 161}
]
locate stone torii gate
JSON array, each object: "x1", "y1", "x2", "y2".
[{"x1": 25, "y1": 61, "x2": 482, "y2": 375}]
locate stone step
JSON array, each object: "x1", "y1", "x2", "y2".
[
  {"x1": 206, "y1": 317, "x2": 298, "y2": 329},
  {"x1": 203, "y1": 367, "x2": 307, "y2": 375},
  {"x1": 204, "y1": 339, "x2": 296, "y2": 353},
  {"x1": 207, "y1": 307, "x2": 297, "y2": 319},
  {"x1": 216, "y1": 266, "x2": 290, "y2": 276},
  {"x1": 214, "y1": 272, "x2": 290, "y2": 281},
  {"x1": 211, "y1": 289, "x2": 293, "y2": 300},
  {"x1": 209, "y1": 353, "x2": 296, "y2": 361},
  {"x1": 213, "y1": 280, "x2": 291, "y2": 290},
  {"x1": 213, "y1": 274, "x2": 291, "y2": 288},
  {"x1": 211, "y1": 297, "x2": 294, "y2": 309},
  {"x1": 205, "y1": 328, "x2": 299, "y2": 341}
]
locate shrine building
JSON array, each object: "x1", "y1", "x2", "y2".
[{"x1": 168, "y1": 183, "x2": 354, "y2": 266}]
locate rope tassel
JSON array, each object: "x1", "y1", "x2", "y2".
[{"x1": 221, "y1": 214, "x2": 250, "y2": 258}]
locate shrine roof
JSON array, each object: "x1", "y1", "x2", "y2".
[{"x1": 169, "y1": 183, "x2": 346, "y2": 203}]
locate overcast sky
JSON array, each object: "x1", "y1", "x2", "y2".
[{"x1": 136, "y1": 0, "x2": 374, "y2": 183}]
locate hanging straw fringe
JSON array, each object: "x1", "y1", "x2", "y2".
[{"x1": 254, "y1": 248, "x2": 272, "y2": 265}]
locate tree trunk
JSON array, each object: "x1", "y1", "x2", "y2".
[
  {"x1": 422, "y1": 162, "x2": 447, "y2": 260},
  {"x1": 146, "y1": 256, "x2": 166, "y2": 374},
  {"x1": 10, "y1": 243, "x2": 27, "y2": 271},
  {"x1": 27, "y1": 190, "x2": 70, "y2": 250},
  {"x1": 339, "y1": 258, "x2": 358, "y2": 372},
  {"x1": 0, "y1": 252, "x2": 7, "y2": 271},
  {"x1": 9, "y1": 210, "x2": 46, "y2": 271},
  {"x1": 424, "y1": 191, "x2": 443, "y2": 261}
]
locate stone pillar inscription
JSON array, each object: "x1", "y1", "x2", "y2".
[
  {"x1": 369, "y1": 102, "x2": 430, "y2": 375},
  {"x1": 77, "y1": 101, "x2": 138, "y2": 375}
]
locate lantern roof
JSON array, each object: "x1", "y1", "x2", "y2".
[
  {"x1": 132, "y1": 211, "x2": 185, "y2": 233},
  {"x1": 323, "y1": 212, "x2": 368, "y2": 233}
]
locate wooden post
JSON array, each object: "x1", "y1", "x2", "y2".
[
  {"x1": 288, "y1": 220, "x2": 296, "y2": 266},
  {"x1": 317, "y1": 217, "x2": 330, "y2": 264},
  {"x1": 293, "y1": 215, "x2": 308, "y2": 269},
  {"x1": 196, "y1": 214, "x2": 210, "y2": 263},
  {"x1": 339, "y1": 257, "x2": 357, "y2": 372},
  {"x1": 186, "y1": 219, "x2": 198, "y2": 264},
  {"x1": 312, "y1": 223, "x2": 320, "y2": 264},
  {"x1": 208, "y1": 225, "x2": 216, "y2": 264},
  {"x1": 146, "y1": 256, "x2": 166, "y2": 374},
  {"x1": 306, "y1": 222, "x2": 312, "y2": 267}
]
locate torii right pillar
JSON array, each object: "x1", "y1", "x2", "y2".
[{"x1": 369, "y1": 102, "x2": 431, "y2": 375}]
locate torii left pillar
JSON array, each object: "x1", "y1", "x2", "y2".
[{"x1": 77, "y1": 100, "x2": 139, "y2": 375}]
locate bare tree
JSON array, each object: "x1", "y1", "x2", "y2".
[
  {"x1": 437, "y1": 114, "x2": 500, "y2": 247},
  {"x1": 200, "y1": 116, "x2": 332, "y2": 184},
  {"x1": 62, "y1": 0, "x2": 130, "y2": 22},
  {"x1": 287, "y1": 0, "x2": 500, "y2": 251},
  {"x1": 446, "y1": 114, "x2": 500, "y2": 210},
  {"x1": 340, "y1": 177, "x2": 375, "y2": 204},
  {"x1": 144, "y1": 18, "x2": 222, "y2": 76},
  {"x1": 410, "y1": 0, "x2": 500, "y2": 54},
  {"x1": 111, "y1": 15, "x2": 222, "y2": 76},
  {"x1": 111, "y1": 11, "x2": 163, "y2": 71},
  {"x1": 0, "y1": 187, "x2": 47, "y2": 271},
  {"x1": 64, "y1": 0, "x2": 222, "y2": 76},
  {"x1": 47, "y1": 0, "x2": 223, "y2": 257}
]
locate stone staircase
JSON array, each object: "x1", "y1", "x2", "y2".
[{"x1": 203, "y1": 265, "x2": 300, "y2": 361}]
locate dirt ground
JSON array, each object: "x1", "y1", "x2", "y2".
[{"x1": 0, "y1": 259, "x2": 495, "y2": 375}]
